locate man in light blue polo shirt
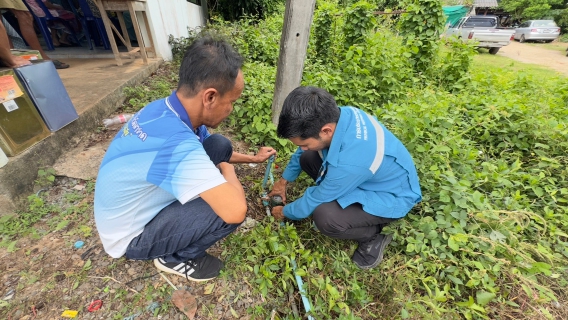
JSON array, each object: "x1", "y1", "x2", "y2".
[
  {"x1": 269, "y1": 86, "x2": 422, "y2": 270},
  {"x1": 94, "y1": 36, "x2": 276, "y2": 282}
]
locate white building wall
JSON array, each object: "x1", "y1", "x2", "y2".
[{"x1": 144, "y1": 0, "x2": 205, "y2": 61}]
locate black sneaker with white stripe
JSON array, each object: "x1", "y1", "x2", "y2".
[{"x1": 154, "y1": 253, "x2": 223, "y2": 282}]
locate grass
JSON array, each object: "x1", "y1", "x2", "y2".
[
  {"x1": 523, "y1": 40, "x2": 568, "y2": 52},
  {"x1": 472, "y1": 53, "x2": 566, "y2": 79}
]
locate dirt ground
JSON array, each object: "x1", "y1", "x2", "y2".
[
  {"x1": 497, "y1": 41, "x2": 568, "y2": 76},
  {"x1": 0, "y1": 124, "x2": 273, "y2": 320}
]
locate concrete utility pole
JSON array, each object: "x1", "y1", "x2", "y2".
[{"x1": 271, "y1": 0, "x2": 316, "y2": 125}]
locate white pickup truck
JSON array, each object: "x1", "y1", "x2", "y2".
[{"x1": 444, "y1": 16, "x2": 516, "y2": 54}]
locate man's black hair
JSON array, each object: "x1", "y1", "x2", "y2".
[
  {"x1": 277, "y1": 86, "x2": 340, "y2": 139},
  {"x1": 177, "y1": 35, "x2": 244, "y2": 97}
]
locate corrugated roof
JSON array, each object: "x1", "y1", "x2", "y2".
[{"x1": 474, "y1": 0, "x2": 499, "y2": 7}]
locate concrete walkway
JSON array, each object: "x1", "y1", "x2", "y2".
[{"x1": 0, "y1": 57, "x2": 162, "y2": 215}]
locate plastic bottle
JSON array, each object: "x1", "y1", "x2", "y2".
[
  {"x1": 0, "y1": 148, "x2": 8, "y2": 168},
  {"x1": 102, "y1": 114, "x2": 133, "y2": 127}
]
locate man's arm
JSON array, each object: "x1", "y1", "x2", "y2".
[
  {"x1": 200, "y1": 162, "x2": 247, "y2": 224},
  {"x1": 148, "y1": 133, "x2": 246, "y2": 224},
  {"x1": 229, "y1": 147, "x2": 276, "y2": 163},
  {"x1": 283, "y1": 164, "x2": 373, "y2": 220},
  {"x1": 281, "y1": 147, "x2": 303, "y2": 182}
]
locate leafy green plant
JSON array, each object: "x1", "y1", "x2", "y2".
[
  {"x1": 398, "y1": 0, "x2": 446, "y2": 74},
  {"x1": 342, "y1": 1, "x2": 376, "y2": 50},
  {"x1": 208, "y1": 0, "x2": 285, "y2": 21},
  {"x1": 35, "y1": 168, "x2": 56, "y2": 187},
  {"x1": 123, "y1": 69, "x2": 177, "y2": 112},
  {"x1": 192, "y1": 3, "x2": 568, "y2": 317},
  {"x1": 313, "y1": 2, "x2": 338, "y2": 63},
  {"x1": 228, "y1": 61, "x2": 292, "y2": 150},
  {"x1": 236, "y1": 15, "x2": 283, "y2": 66},
  {"x1": 435, "y1": 37, "x2": 477, "y2": 91},
  {"x1": 501, "y1": 0, "x2": 564, "y2": 21},
  {"x1": 0, "y1": 194, "x2": 58, "y2": 243},
  {"x1": 305, "y1": 28, "x2": 413, "y2": 109}
]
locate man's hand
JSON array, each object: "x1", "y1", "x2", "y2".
[
  {"x1": 271, "y1": 206, "x2": 285, "y2": 220},
  {"x1": 253, "y1": 147, "x2": 277, "y2": 163},
  {"x1": 268, "y1": 178, "x2": 288, "y2": 203}
]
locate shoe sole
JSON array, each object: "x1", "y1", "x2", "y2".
[
  {"x1": 153, "y1": 259, "x2": 217, "y2": 282},
  {"x1": 354, "y1": 234, "x2": 393, "y2": 270}
]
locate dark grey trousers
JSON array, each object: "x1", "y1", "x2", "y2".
[
  {"x1": 125, "y1": 134, "x2": 240, "y2": 263},
  {"x1": 300, "y1": 151, "x2": 398, "y2": 243}
]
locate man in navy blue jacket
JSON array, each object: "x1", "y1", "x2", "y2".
[{"x1": 269, "y1": 86, "x2": 422, "y2": 269}]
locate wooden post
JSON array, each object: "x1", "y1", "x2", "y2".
[{"x1": 271, "y1": 0, "x2": 316, "y2": 125}]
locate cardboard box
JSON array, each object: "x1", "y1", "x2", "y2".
[
  {"x1": 0, "y1": 68, "x2": 51, "y2": 156},
  {"x1": 10, "y1": 49, "x2": 42, "y2": 61}
]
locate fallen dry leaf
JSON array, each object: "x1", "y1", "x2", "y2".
[
  {"x1": 171, "y1": 289, "x2": 198, "y2": 319},
  {"x1": 204, "y1": 283, "x2": 215, "y2": 295}
]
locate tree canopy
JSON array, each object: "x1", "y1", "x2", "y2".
[{"x1": 499, "y1": 0, "x2": 565, "y2": 20}]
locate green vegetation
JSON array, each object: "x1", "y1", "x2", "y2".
[
  {"x1": 122, "y1": 67, "x2": 178, "y2": 113},
  {"x1": 169, "y1": 0, "x2": 568, "y2": 318},
  {"x1": 399, "y1": 0, "x2": 446, "y2": 74},
  {"x1": 473, "y1": 53, "x2": 566, "y2": 78},
  {"x1": 498, "y1": 0, "x2": 567, "y2": 34},
  {"x1": 2, "y1": 0, "x2": 566, "y2": 319},
  {"x1": 524, "y1": 41, "x2": 568, "y2": 52},
  {"x1": 207, "y1": 0, "x2": 285, "y2": 21},
  {"x1": 500, "y1": 0, "x2": 564, "y2": 20},
  {"x1": 0, "y1": 174, "x2": 96, "y2": 254}
]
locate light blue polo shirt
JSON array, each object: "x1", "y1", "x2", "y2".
[{"x1": 94, "y1": 91, "x2": 226, "y2": 258}]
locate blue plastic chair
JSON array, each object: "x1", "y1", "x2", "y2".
[
  {"x1": 65, "y1": 0, "x2": 110, "y2": 50},
  {"x1": 23, "y1": 0, "x2": 83, "y2": 50},
  {"x1": 22, "y1": 0, "x2": 54, "y2": 50}
]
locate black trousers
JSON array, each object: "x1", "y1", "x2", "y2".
[{"x1": 300, "y1": 151, "x2": 398, "y2": 243}]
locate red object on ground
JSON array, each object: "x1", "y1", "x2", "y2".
[
  {"x1": 31, "y1": 305, "x2": 37, "y2": 320},
  {"x1": 88, "y1": 300, "x2": 103, "y2": 312}
]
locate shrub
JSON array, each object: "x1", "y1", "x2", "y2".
[
  {"x1": 167, "y1": 5, "x2": 568, "y2": 317},
  {"x1": 208, "y1": 0, "x2": 285, "y2": 21}
]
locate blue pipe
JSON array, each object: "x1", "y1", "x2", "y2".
[
  {"x1": 262, "y1": 155, "x2": 275, "y2": 207},
  {"x1": 261, "y1": 155, "x2": 314, "y2": 317},
  {"x1": 262, "y1": 155, "x2": 275, "y2": 190},
  {"x1": 291, "y1": 259, "x2": 315, "y2": 320}
]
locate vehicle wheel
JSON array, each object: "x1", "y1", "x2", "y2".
[
  {"x1": 488, "y1": 47, "x2": 500, "y2": 55},
  {"x1": 520, "y1": 35, "x2": 526, "y2": 43}
]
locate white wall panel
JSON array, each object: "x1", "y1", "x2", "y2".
[{"x1": 145, "y1": 0, "x2": 205, "y2": 60}]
